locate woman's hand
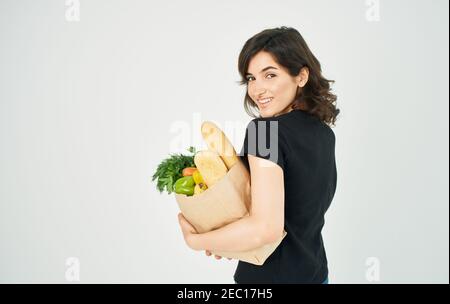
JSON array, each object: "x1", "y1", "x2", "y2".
[
  {"x1": 178, "y1": 213, "x2": 198, "y2": 250},
  {"x1": 178, "y1": 213, "x2": 231, "y2": 260},
  {"x1": 205, "y1": 250, "x2": 232, "y2": 260}
]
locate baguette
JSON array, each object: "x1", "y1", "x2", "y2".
[
  {"x1": 201, "y1": 121, "x2": 239, "y2": 170},
  {"x1": 194, "y1": 150, "x2": 228, "y2": 188}
]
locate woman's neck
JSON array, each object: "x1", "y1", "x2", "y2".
[{"x1": 274, "y1": 104, "x2": 294, "y2": 117}]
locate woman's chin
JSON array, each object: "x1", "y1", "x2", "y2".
[{"x1": 259, "y1": 107, "x2": 275, "y2": 118}]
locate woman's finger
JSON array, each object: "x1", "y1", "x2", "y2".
[
  {"x1": 205, "y1": 250, "x2": 212, "y2": 256},
  {"x1": 214, "y1": 255, "x2": 222, "y2": 260}
]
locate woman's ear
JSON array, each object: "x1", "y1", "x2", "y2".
[{"x1": 296, "y1": 66, "x2": 309, "y2": 87}]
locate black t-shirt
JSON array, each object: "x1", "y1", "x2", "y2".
[{"x1": 234, "y1": 109, "x2": 337, "y2": 284}]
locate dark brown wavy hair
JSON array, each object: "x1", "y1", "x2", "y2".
[{"x1": 237, "y1": 26, "x2": 339, "y2": 126}]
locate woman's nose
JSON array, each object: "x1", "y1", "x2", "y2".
[{"x1": 252, "y1": 87, "x2": 267, "y2": 98}]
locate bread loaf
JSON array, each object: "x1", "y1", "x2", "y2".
[
  {"x1": 201, "y1": 121, "x2": 239, "y2": 170},
  {"x1": 194, "y1": 150, "x2": 228, "y2": 188}
]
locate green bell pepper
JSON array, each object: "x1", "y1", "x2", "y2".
[{"x1": 173, "y1": 176, "x2": 195, "y2": 196}]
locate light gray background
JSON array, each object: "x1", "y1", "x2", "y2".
[{"x1": 0, "y1": 0, "x2": 448, "y2": 283}]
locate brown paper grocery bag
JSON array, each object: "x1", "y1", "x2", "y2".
[{"x1": 175, "y1": 158, "x2": 287, "y2": 266}]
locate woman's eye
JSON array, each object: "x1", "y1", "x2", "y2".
[{"x1": 246, "y1": 74, "x2": 276, "y2": 82}]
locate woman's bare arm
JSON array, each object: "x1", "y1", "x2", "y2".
[{"x1": 187, "y1": 155, "x2": 285, "y2": 252}]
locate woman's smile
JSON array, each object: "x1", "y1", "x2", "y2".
[{"x1": 257, "y1": 97, "x2": 273, "y2": 108}]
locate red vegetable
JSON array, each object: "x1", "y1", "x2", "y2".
[{"x1": 182, "y1": 167, "x2": 197, "y2": 176}]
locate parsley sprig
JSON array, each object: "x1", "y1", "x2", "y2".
[{"x1": 152, "y1": 146, "x2": 197, "y2": 194}]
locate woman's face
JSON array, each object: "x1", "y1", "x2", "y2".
[{"x1": 246, "y1": 51, "x2": 308, "y2": 118}]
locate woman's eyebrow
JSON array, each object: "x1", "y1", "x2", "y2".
[{"x1": 245, "y1": 66, "x2": 278, "y2": 76}]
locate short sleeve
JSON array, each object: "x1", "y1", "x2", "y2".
[{"x1": 239, "y1": 118, "x2": 288, "y2": 171}]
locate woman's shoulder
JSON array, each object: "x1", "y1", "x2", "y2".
[{"x1": 245, "y1": 110, "x2": 335, "y2": 141}]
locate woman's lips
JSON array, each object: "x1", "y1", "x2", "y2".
[{"x1": 258, "y1": 97, "x2": 273, "y2": 108}]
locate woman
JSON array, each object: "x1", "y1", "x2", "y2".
[{"x1": 178, "y1": 26, "x2": 339, "y2": 284}]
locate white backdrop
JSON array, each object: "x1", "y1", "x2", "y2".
[{"x1": 0, "y1": 0, "x2": 448, "y2": 283}]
